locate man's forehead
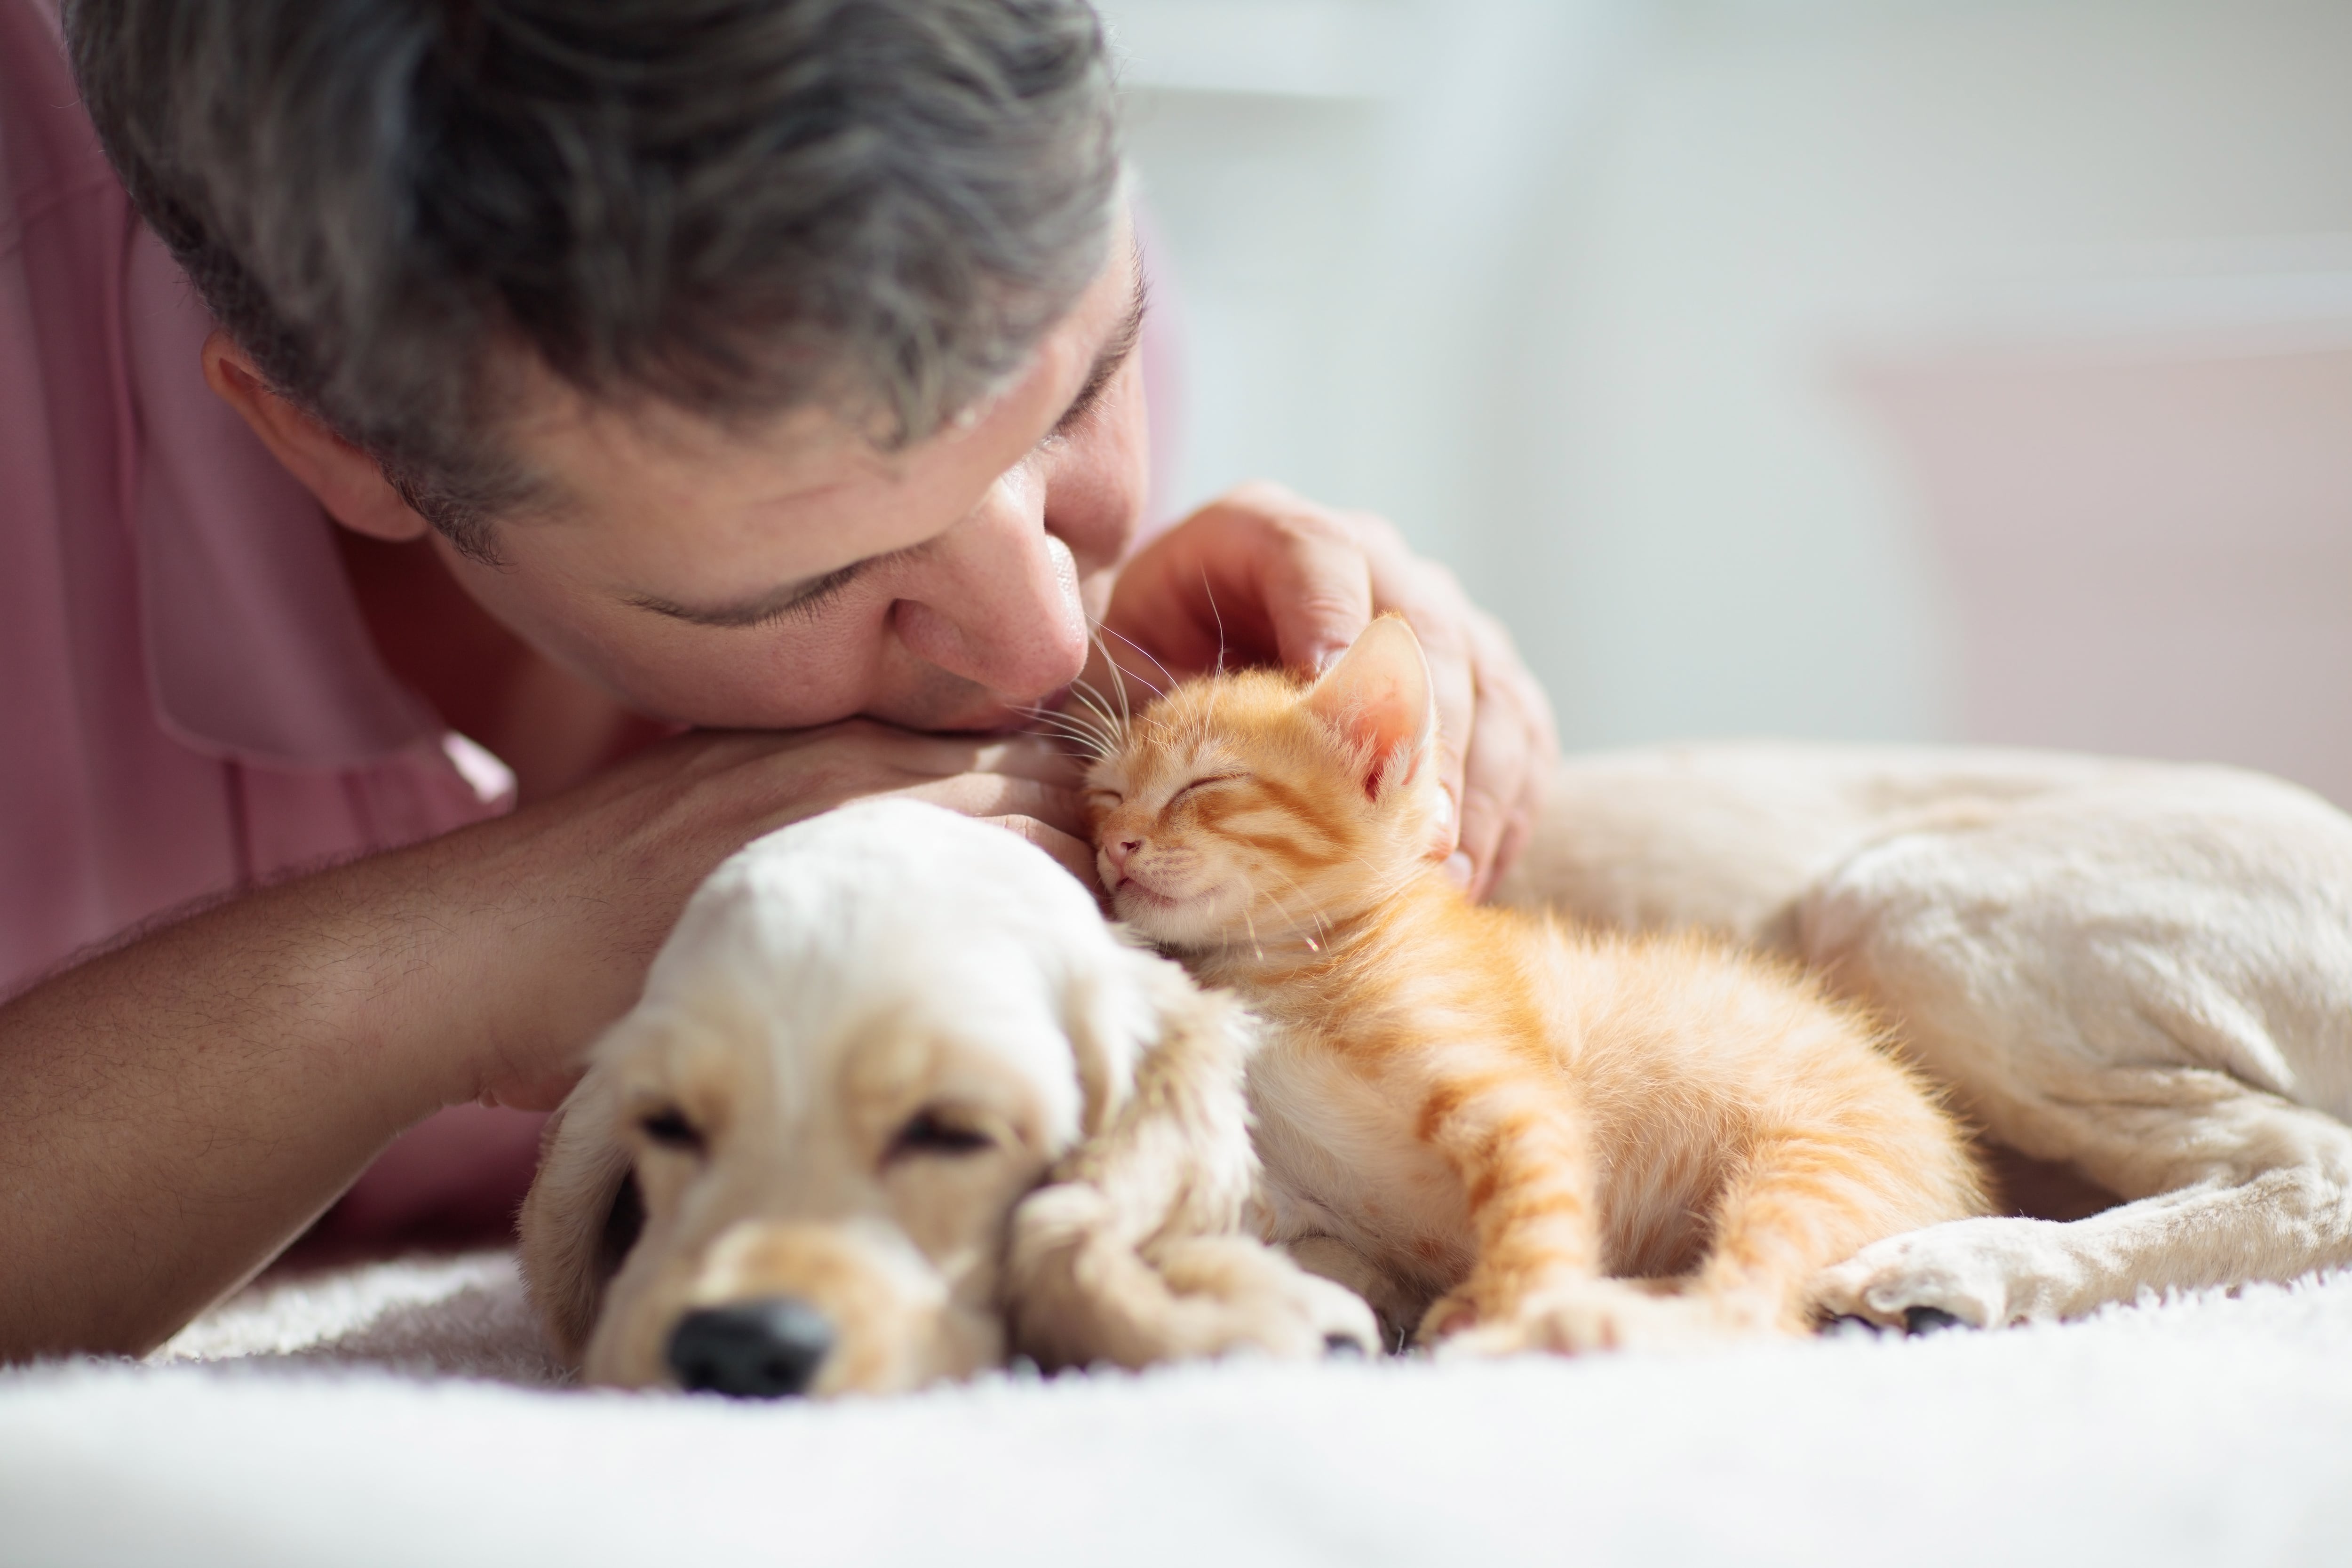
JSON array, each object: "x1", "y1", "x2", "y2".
[
  {"x1": 507, "y1": 235, "x2": 1140, "y2": 525},
  {"x1": 485, "y1": 231, "x2": 1143, "y2": 602},
  {"x1": 499, "y1": 369, "x2": 913, "y2": 526}
]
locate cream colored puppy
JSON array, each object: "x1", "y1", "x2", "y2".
[
  {"x1": 1500, "y1": 742, "x2": 2352, "y2": 1331},
  {"x1": 520, "y1": 798, "x2": 1373, "y2": 1398}
]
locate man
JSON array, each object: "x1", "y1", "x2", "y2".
[{"x1": 0, "y1": 0, "x2": 1553, "y2": 1360}]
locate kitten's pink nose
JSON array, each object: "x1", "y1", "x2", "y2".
[{"x1": 1104, "y1": 837, "x2": 1143, "y2": 873}]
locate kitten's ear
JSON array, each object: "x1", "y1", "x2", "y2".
[{"x1": 1305, "y1": 615, "x2": 1437, "y2": 798}]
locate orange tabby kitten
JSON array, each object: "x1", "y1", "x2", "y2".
[{"x1": 1081, "y1": 617, "x2": 1988, "y2": 1353}]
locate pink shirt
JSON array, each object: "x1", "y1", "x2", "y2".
[
  {"x1": 1, "y1": 0, "x2": 513, "y2": 998},
  {"x1": 1, "y1": 0, "x2": 540, "y2": 1243}
]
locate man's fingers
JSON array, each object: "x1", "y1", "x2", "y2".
[
  {"x1": 1103, "y1": 488, "x2": 1376, "y2": 677},
  {"x1": 1243, "y1": 514, "x2": 1375, "y2": 674},
  {"x1": 1458, "y1": 612, "x2": 1557, "y2": 898},
  {"x1": 903, "y1": 775, "x2": 1084, "y2": 838},
  {"x1": 968, "y1": 733, "x2": 1089, "y2": 786},
  {"x1": 1455, "y1": 691, "x2": 1524, "y2": 898},
  {"x1": 982, "y1": 815, "x2": 1100, "y2": 891},
  {"x1": 878, "y1": 728, "x2": 1080, "y2": 788}
]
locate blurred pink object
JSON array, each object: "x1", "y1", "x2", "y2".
[
  {"x1": 1134, "y1": 202, "x2": 1189, "y2": 536},
  {"x1": 2, "y1": 0, "x2": 534, "y2": 1248},
  {"x1": 1854, "y1": 316, "x2": 2352, "y2": 808},
  {"x1": 288, "y1": 1104, "x2": 551, "y2": 1264}
]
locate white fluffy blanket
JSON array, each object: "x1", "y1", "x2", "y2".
[{"x1": 5, "y1": 1251, "x2": 2351, "y2": 1566}]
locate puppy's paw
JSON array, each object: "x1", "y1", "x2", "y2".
[
  {"x1": 1151, "y1": 1234, "x2": 1382, "y2": 1361},
  {"x1": 1812, "y1": 1217, "x2": 2078, "y2": 1332},
  {"x1": 1005, "y1": 1186, "x2": 1378, "y2": 1369}
]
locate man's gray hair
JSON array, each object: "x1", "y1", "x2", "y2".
[{"x1": 67, "y1": 0, "x2": 1120, "y2": 557}]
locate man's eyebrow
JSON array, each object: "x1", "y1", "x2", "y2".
[
  {"x1": 1050, "y1": 269, "x2": 1149, "y2": 440},
  {"x1": 624, "y1": 560, "x2": 872, "y2": 629},
  {"x1": 625, "y1": 270, "x2": 1146, "y2": 630}
]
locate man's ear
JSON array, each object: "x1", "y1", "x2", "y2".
[
  {"x1": 1304, "y1": 614, "x2": 1438, "y2": 799},
  {"x1": 199, "y1": 328, "x2": 431, "y2": 542}
]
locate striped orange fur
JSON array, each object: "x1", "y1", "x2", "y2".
[{"x1": 1085, "y1": 617, "x2": 1989, "y2": 1353}]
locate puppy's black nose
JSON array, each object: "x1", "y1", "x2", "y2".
[{"x1": 667, "y1": 1297, "x2": 835, "y2": 1399}]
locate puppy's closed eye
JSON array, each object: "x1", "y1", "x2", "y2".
[
  {"x1": 638, "y1": 1106, "x2": 707, "y2": 1155},
  {"x1": 886, "y1": 1109, "x2": 996, "y2": 1162}
]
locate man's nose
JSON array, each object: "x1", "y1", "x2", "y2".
[{"x1": 891, "y1": 477, "x2": 1090, "y2": 702}]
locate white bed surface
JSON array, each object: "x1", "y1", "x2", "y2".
[{"x1": 4, "y1": 1253, "x2": 2351, "y2": 1567}]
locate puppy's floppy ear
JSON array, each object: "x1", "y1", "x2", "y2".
[
  {"x1": 1058, "y1": 939, "x2": 1253, "y2": 1147},
  {"x1": 1059, "y1": 949, "x2": 1151, "y2": 1142},
  {"x1": 517, "y1": 1067, "x2": 640, "y2": 1365},
  {"x1": 1089, "y1": 950, "x2": 1264, "y2": 1235},
  {"x1": 1009, "y1": 948, "x2": 1273, "y2": 1370}
]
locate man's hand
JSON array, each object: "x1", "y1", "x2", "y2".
[
  {"x1": 461, "y1": 720, "x2": 1088, "y2": 1109},
  {"x1": 1101, "y1": 482, "x2": 1557, "y2": 897}
]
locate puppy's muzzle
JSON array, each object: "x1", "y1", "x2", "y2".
[{"x1": 667, "y1": 1297, "x2": 836, "y2": 1399}]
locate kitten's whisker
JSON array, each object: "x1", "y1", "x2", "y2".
[
  {"x1": 1097, "y1": 624, "x2": 1174, "y2": 699},
  {"x1": 1065, "y1": 684, "x2": 1127, "y2": 755},
  {"x1": 1055, "y1": 707, "x2": 1118, "y2": 748},
  {"x1": 1082, "y1": 706, "x2": 1128, "y2": 756},
  {"x1": 1037, "y1": 686, "x2": 1123, "y2": 746},
  {"x1": 1069, "y1": 677, "x2": 1123, "y2": 732},
  {"x1": 1012, "y1": 705, "x2": 1118, "y2": 756},
  {"x1": 1011, "y1": 705, "x2": 1110, "y2": 743},
  {"x1": 1064, "y1": 675, "x2": 1114, "y2": 721},
  {"x1": 1086, "y1": 625, "x2": 1138, "y2": 728},
  {"x1": 1255, "y1": 857, "x2": 1330, "y2": 926},
  {"x1": 1012, "y1": 703, "x2": 1091, "y2": 731},
  {"x1": 1258, "y1": 866, "x2": 1335, "y2": 951},
  {"x1": 1033, "y1": 731, "x2": 1102, "y2": 761},
  {"x1": 1199, "y1": 567, "x2": 1228, "y2": 677},
  {"x1": 1336, "y1": 847, "x2": 1407, "y2": 897}
]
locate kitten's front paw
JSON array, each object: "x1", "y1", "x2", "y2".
[
  {"x1": 1424, "y1": 1279, "x2": 1768, "y2": 1359},
  {"x1": 1812, "y1": 1217, "x2": 2078, "y2": 1331},
  {"x1": 1426, "y1": 1283, "x2": 1647, "y2": 1359}
]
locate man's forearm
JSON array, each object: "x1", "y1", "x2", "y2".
[{"x1": 0, "y1": 820, "x2": 554, "y2": 1359}]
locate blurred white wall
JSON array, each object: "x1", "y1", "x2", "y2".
[{"x1": 1099, "y1": 0, "x2": 2352, "y2": 798}]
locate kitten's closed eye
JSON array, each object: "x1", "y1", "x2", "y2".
[{"x1": 1171, "y1": 773, "x2": 1248, "y2": 804}]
